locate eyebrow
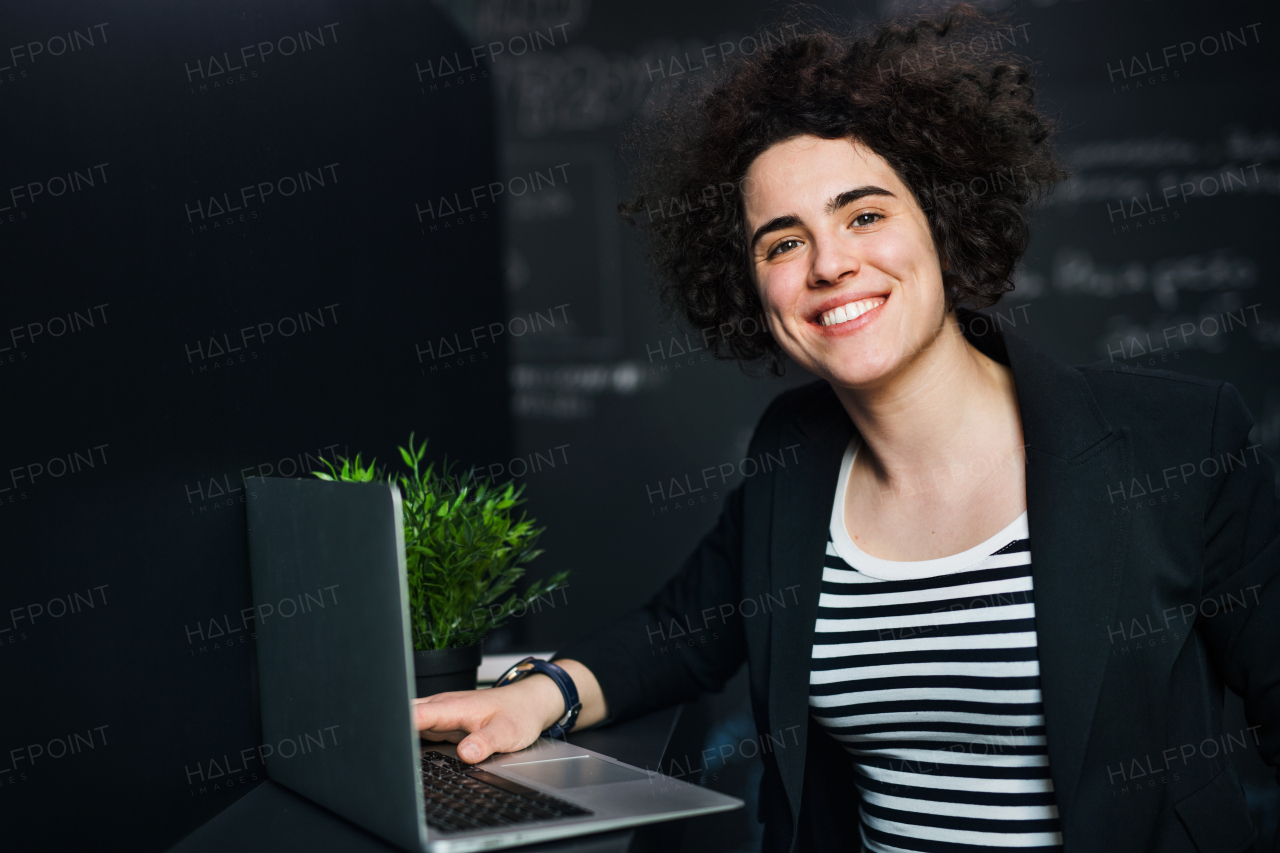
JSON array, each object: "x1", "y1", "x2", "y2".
[{"x1": 749, "y1": 185, "x2": 897, "y2": 253}]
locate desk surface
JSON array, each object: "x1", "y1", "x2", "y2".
[{"x1": 167, "y1": 706, "x2": 683, "y2": 853}]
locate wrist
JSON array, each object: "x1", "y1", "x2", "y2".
[
  {"x1": 491, "y1": 657, "x2": 583, "y2": 738},
  {"x1": 513, "y1": 672, "x2": 566, "y2": 732}
]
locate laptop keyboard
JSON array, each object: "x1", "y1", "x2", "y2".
[{"x1": 420, "y1": 750, "x2": 593, "y2": 833}]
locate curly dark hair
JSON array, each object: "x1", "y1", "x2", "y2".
[{"x1": 621, "y1": 4, "x2": 1067, "y2": 372}]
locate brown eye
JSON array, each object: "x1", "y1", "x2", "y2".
[
  {"x1": 769, "y1": 238, "x2": 802, "y2": 257},
  {"x1": 852, "y1": 213, "x2": 883, "y2": 228}
]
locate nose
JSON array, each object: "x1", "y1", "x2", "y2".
[{"x1": 808, "y1": 231, "x2": 861, "y2": 287}]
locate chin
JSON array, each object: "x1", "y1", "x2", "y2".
[
  {"x1": 810, "y1": 346, "x2": 902, "y2": 389},
  {"x1": 817, "y1": 325, "x2": 903, "y2": 374},
  {"x1": 824, "y1": 363, "x2": 897, "y2": 390}
]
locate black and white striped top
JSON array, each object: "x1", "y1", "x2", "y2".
[{"x1": 810, "y1": 439, "x2": 1063, "y2": 852}]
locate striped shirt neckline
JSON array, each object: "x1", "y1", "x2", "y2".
[{"x1": 830, "y1": 437, "x2": 1029, "y2": 580}]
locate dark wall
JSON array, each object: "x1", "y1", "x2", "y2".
[{"x1": 0, "y1": 1, "x2": 508, "y2": 849}]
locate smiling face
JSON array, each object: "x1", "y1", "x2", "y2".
[{"x1": 744, "y1": 135, "x2": 951, "y2": 390}]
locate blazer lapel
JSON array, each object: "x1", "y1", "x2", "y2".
[
  {"x1": 767, "y1": 389, "x2": 853, "y2": 826},
  {"x1": 1001, "y1": 332, "x2": 1132, "y2": 819}
]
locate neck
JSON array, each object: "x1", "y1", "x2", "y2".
[{"x1": 830, "y1": 312, "x2": 1025, "y2": 495}]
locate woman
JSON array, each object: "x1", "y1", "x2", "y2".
[{"x1": 414, "y1": 8, "x2": 1279, "y2": 852}]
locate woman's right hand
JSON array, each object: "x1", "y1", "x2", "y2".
[{"x1": 412, "y1": 658, "x2": 606, "y2": 764}]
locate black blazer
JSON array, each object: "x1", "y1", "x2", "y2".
[{"x1": 559, "y1": 316, "x2": 1280, "y2": 853}]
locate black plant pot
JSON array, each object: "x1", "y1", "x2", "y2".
[{"x1": 413, "y1": 643, "x2": 482, "y2": 698}]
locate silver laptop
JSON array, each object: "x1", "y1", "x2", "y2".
[{"x1": 244, "y1": 476, "x2": 741, "y2": 853}]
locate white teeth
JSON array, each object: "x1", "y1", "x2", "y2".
[{"x1": 820, "y1": 297, "x2": 886, "y2": 327}]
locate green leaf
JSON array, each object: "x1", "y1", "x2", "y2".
[{"x1": 323, "y1": 433, "x2": 568, "y2": 651}]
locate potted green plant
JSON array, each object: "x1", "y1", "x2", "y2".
[{"x1": 315, "y1": 434, "x2": 567, "y2": 697}]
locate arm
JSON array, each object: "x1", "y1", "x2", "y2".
[{"x1": 1195, "y1": 382, "x2": 1280, "y2": 782}]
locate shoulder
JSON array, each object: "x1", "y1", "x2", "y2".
[
  {"x1": 1072, "y1": 361, "x2": 1261, "y2": 484},
  {"x1": 762, "y1": 378, "x2": 836, "y2": 416},
  {"x1": 744, "y1": 379, "x2": 843, "y2": 456},
  {"x1": 1075, "y1": 359, "x2": 1251, "y2": 437},
  {"x1": 1076, "y1": 357, "x2": 1224, "y2": 398},
  {"x1": 756, "y1": 378, "x2": 837, "y2": 426}
]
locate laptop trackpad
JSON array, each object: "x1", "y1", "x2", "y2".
[{"x1": 500, "y1": 755, "x2": 648, "y2": 789}]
